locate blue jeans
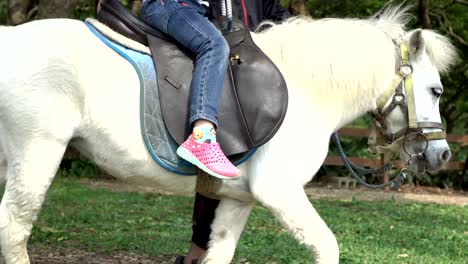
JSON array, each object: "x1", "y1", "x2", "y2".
[{"x1": 141, "y1": 0, "x2": 229, "y2": 127}]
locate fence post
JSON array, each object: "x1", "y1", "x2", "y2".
[{"x1": 381, "y1": 152, "x2": 390, "y2": 191}]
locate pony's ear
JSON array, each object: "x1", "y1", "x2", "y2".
[{"x1": 408, "y1": 29, "x2": 425, "y2": 59}]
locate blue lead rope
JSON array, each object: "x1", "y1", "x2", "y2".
[{"x1": 331, "y1": 132, "x2": 408, "y2": 190}]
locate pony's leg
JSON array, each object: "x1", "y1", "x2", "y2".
[
  {"x1": 201, "y1": 198, "x2": 254, "y2": 264},
  {"x1": 0, "y1": 139, "x2": 67, "y2": 264},
  {"x1": 250, "y1": 181, "x2": 339, "y2": 264}
]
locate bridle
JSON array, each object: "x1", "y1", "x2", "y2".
[
  {"x1": 368, "y1": 42, "x2": 446, "y2": 160},
  {"x1": 333, "y1": 42, "x2": 446, "y2": 189}
]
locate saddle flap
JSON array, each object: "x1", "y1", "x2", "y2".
[
  {"x1": 147, "y1": 34, "x2": 251, "y2": 155},
  {"x1": 230, "y1": 31, "x2": 288, "y2": 145}
]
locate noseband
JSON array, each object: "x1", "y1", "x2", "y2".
[{"x1": 369, "y1": 42, "x2": 446, "y2": 158}]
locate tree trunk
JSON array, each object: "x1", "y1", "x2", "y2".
[
  {"x1": 418, "y1": 0, "x2": 432, "y2": 29},
  {"x1": 289, "y1": 0, "x2": 310, "y2": 16},
  {"x1": 7, "y1": 0, "x2": 32, "y2": 25},
  {"x1": 37, "y1": 0, "x2": 81, "y2": 19}
]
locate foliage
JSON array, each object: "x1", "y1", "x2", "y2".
[
  {"x1": 0, "y1": 0, "x2": 6, "y2": 24},
  {"x1": 431, "y1": 0, "x2": 468, "y2": 134},
  {"x1": 15, "y1": 179, "x2": 467, "y2": 263},
  {"x1": 306, "y1": 0, "x2": 390, "y2": 18},
  {"x1": 58, "y1": 159, "x2": 99, "y2": 178},
  {"x1": 74, "y1": 0, "x2": 99, "y2": 20},
  {"x1": 73, "y1": 0, "x2": 133, "y2": 20}
]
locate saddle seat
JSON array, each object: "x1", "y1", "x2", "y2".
[{"x1": 97, "y1": 0, "x2": 288, "y2": 157}]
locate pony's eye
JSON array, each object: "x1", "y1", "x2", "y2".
[{"x1": 431, "y1": 87, "x2": 443, "y2": 98}]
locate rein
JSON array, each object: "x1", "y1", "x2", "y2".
[
  {"x1": 334, "y1": 42, "x2": 446, "y2": 189},
  {"x1": 332, "y1": 132, "x2": 406, "y2": 190}
]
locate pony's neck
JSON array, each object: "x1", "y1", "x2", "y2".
[{"x1": 252, "y1": 19, "x2": 397, "y2": 131}]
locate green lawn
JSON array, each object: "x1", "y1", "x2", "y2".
[{"x1": 2, "y1": 178, "x2": 467, "y2": 264}]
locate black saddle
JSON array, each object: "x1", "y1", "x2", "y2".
[{"x1": 97, "y1": 0, "x2": 288, "y2": 156}]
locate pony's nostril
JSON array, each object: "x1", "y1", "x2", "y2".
[{"x1": 441, "y1": 149, "x2": 451, "y2": 162}]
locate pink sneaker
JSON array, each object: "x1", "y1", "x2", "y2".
[{"x1": 176, "y1": 135, "x2": 240, "y2": 180}]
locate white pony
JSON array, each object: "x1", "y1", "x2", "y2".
[{"x1": 0, "y1": 6, "x2": 456, "y2": 264}]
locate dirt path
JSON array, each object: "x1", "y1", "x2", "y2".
[
  {"x1": 23, "y1": 247, "x2": 176, "y2": 264},
  {"x1": 304, "y1": 185, "x2": 468, "y2": 206},
  {"x1": 81, "y1": 179, "x2": 468, "y2": 206}
]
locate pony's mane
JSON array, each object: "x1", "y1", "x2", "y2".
[
  {"x1": 370, "y1": 5, "x2": 411, "y2": 40},
  {"x1": 258, "y1": 5, "x2": 456, "y2": 74},
  {"x1": 257, "y1": 5, "x2": 410, "y2": 42},
  {"x1": 373, "y1": 5, "x2": 457, "y2": 73}
]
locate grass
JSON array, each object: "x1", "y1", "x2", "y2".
[{"x1": 1, "y1": 178, "x2": 467, "y2": 264}]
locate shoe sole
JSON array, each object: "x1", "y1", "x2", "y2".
[{"x1": 176, "y1": 147, "x2": 240, "y2": 180}]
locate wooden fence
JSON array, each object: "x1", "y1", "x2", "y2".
[
  {"x1": 64, "y1": 127, "x2": 467, "y2": 182},
  {"x1": 324, "y1": 127, "x2": 468, "y2": 185}
]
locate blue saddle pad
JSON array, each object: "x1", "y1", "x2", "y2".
[{"x1": 85, "y1": 22, "x2": 255, "y2": 175}]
